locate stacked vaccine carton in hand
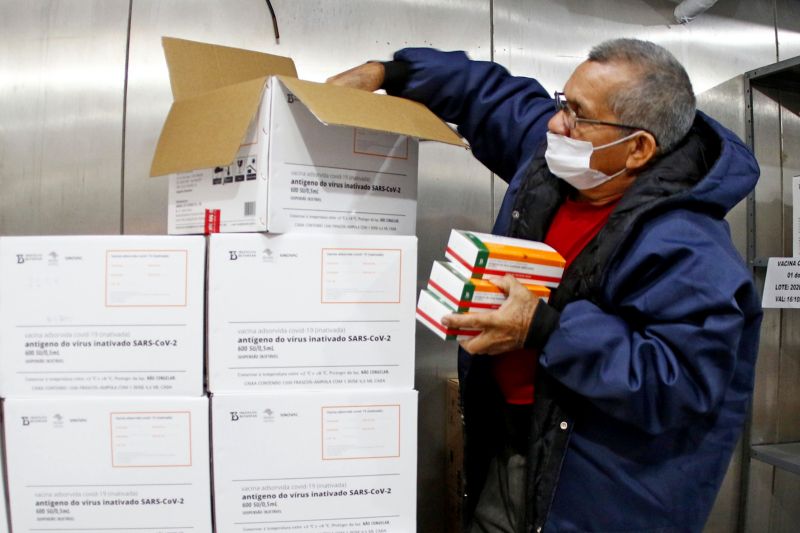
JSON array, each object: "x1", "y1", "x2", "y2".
[{"x1": 417, "y1": 230, "x2": 565, "y2": 340}]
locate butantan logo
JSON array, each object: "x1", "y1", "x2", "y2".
[
  {"x1": 20, "y1": 415, "x2": 47, "y2": 426},
  {"x1": 229, "y1": 250, "x2": 257, "y2": 260},
  {"x1": 16, "y1": 253, "x2": 43, "y2": 264},
  {"x1": 231, "y1": 410, "x2": 258, "y2": 421}
]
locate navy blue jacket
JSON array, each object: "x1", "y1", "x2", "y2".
[{"x1": 387, "y1": 48, "x2": 763, "y2": 532}]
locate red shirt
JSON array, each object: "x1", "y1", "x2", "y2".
[{"x1": 491, "y1": 196, "x2": 620, "y2": 404}]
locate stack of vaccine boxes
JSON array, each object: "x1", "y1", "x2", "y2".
[
  {"x1": 148, "y1": 37, "x2": 465, "y2": 533},
  {"x1": 0, "y1": 37, "x2": 466, "y2": 533},
  {"x1": 206, "y1": 234, "x2": 420, "y2": 532},
  {"x1": 0, "y1": 236, "x2": 213, "y2": 533},
  {"x1": 416, "y1": 229, "x2": 566, "y2": 340}
]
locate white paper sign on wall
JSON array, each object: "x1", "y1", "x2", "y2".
[
  {"x1": 793, "y1": 176, "x2": 800, "y2": 257},
  {"x1": 763, "y1": 257, "x2": 800, "y2": 308}
]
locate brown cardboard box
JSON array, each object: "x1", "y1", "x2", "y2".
[
  {"x1": 446, "y1": 377, "x2": 464, "y2": 533},
  {"x1": 150, "y1": 37, "x2": 466, "y2": 235},
  {"x1": 150, "y1": 37, "x2": 464, "y2": 176}
]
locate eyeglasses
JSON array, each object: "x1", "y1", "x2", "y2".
[{"x1": 553, "y1": 91, "x2": 656, "y2": 140}]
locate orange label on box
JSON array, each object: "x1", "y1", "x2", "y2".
[{"x1": 110, "y1": 411, "x2": 193, "y2": 468}]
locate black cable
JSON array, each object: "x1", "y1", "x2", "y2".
[{"x1": 265, "y1": 0, "x2": 280, "y2": 41}]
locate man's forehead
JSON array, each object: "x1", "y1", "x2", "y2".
[{"x1": 563, "y1": 60, "x2": 633, "y2": 113}]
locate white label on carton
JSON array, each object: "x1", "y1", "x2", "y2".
[
  {"x1": 106, "y1": 250, "x2": 188, "y2": 306},
  {"x1": 321, "y1": 249, "x2": 401, "y2": 303},
  {"x1": 322, "y1": 405, "x2": 401, "y2": 460},
  {"x1": 763, "y1": 257, "x2": 800, "y2": 308},
  {"x1": 212, "y1": 391, "x2": 416, "y2": 533},
  {"x1": 111, "y1": 412, "x2": 192, "y2": 467}
]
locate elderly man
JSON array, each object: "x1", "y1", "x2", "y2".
[{"x1": 330, "y1": 39, "x2": 762, "y2": 533}]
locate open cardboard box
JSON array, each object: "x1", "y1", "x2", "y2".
[{"x1": 151, "y1": 37, "x2": 466, "y2": 235}]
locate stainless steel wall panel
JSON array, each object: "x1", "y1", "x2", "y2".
[
  {"x1": 124, "y1": 0, "x2": 491, "y2": 234},
  {"x1": 751, "y1": 88, "x2": 783, "y2": 448},
  {"x1": 757, "y1": 0, "x2": 800, "y2": 516},
  {"x1": 493, "y1": 173, "x2": 508, "y2": 222},
  {"x1": 778, "y1": 91, "x2": 800, "y2": 257},
  {"x1": 125, "y1": 3, "x2": 491, "y2": 531},
  {"x1": 744, "y1": 460, "x2": 774, "y2": 532},
  {"x1": 124, "y1": 0, "x2": 278, "y2": 234},
  {"x1": 776, "y1": 90, "x2": 800, "y2": 444},
  {"x1": 697, "y1": 76, "x2": 747, "y2": 146},
  {"x1": 750, "y1": 306, "x2": 781, "y2": 445},
  {"x1": 2, "y1": 0, "x2": 788, "y2": 529},
  {"x1": 775, "y1": 0, "x2": 800, "y2": 61},
  {"x1": 776, "y1": 310, "x2": 800, "y2": 442},
  {"x1": 697, "y1": 82, "x2": 785, "y2": 533},
  {"x1": 769, "y1": 469, "x2": 800, "y2": 532},
  {"x1": 415, "y1": 144, "x2": 493, "y2": 530},
  {"x1": 704, "y1": 438, "x2": 742, "y2": 533},
  {"x1": 493, "y1": 0, "x2": 776, "y2": 101},
  {"x1": 0, "y1": 0, "x2": 129, "y2": 235},
  {"x1": 752, "y1": 89, "x2": 784, "y2": 260}
]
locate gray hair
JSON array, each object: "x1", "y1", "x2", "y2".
[{"x1": 588, "y1": 39, "x2": 696, "y2": 154}]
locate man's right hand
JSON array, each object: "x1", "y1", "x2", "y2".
[{"x1": 326, "y1": 62, "x2": 385, "y2": 92}]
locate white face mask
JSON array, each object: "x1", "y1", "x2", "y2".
[{"x1": 544, "y1": 130, "x2": 641, "y2": 190}]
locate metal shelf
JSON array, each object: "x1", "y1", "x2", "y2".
[
  {"x1": 750, "y1": 442, "x2": 800, "y2": 475},
  {"x1": 746, "y1": 55, "x2": 800, "y2": 91}
]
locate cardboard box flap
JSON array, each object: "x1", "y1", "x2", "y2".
[
  {"x1": 163, "y1": 36, "x2": 297, "y2": 101},
  {"x1": 150, "y1": 77, "x2": 266, "y2": 177},
  {"x1": 278, "y1": 76, "x2": 466, "y2": 147}
]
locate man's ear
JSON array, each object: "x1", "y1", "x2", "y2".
[{"x1": 626, "y1": 132, "x2": 658, "y2": 171}]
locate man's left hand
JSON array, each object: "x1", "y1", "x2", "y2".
[{"x1": 441, "y1": 275, "x2": 539, "y2": 355}]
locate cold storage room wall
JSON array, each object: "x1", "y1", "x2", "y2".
[{"x1": 3, "y1": 1, "x2": 800, "y2": 531}]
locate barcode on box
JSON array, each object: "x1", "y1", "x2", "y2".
[{"x1": 244, "y1": 201, "x2": 256, "y2": 217}]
